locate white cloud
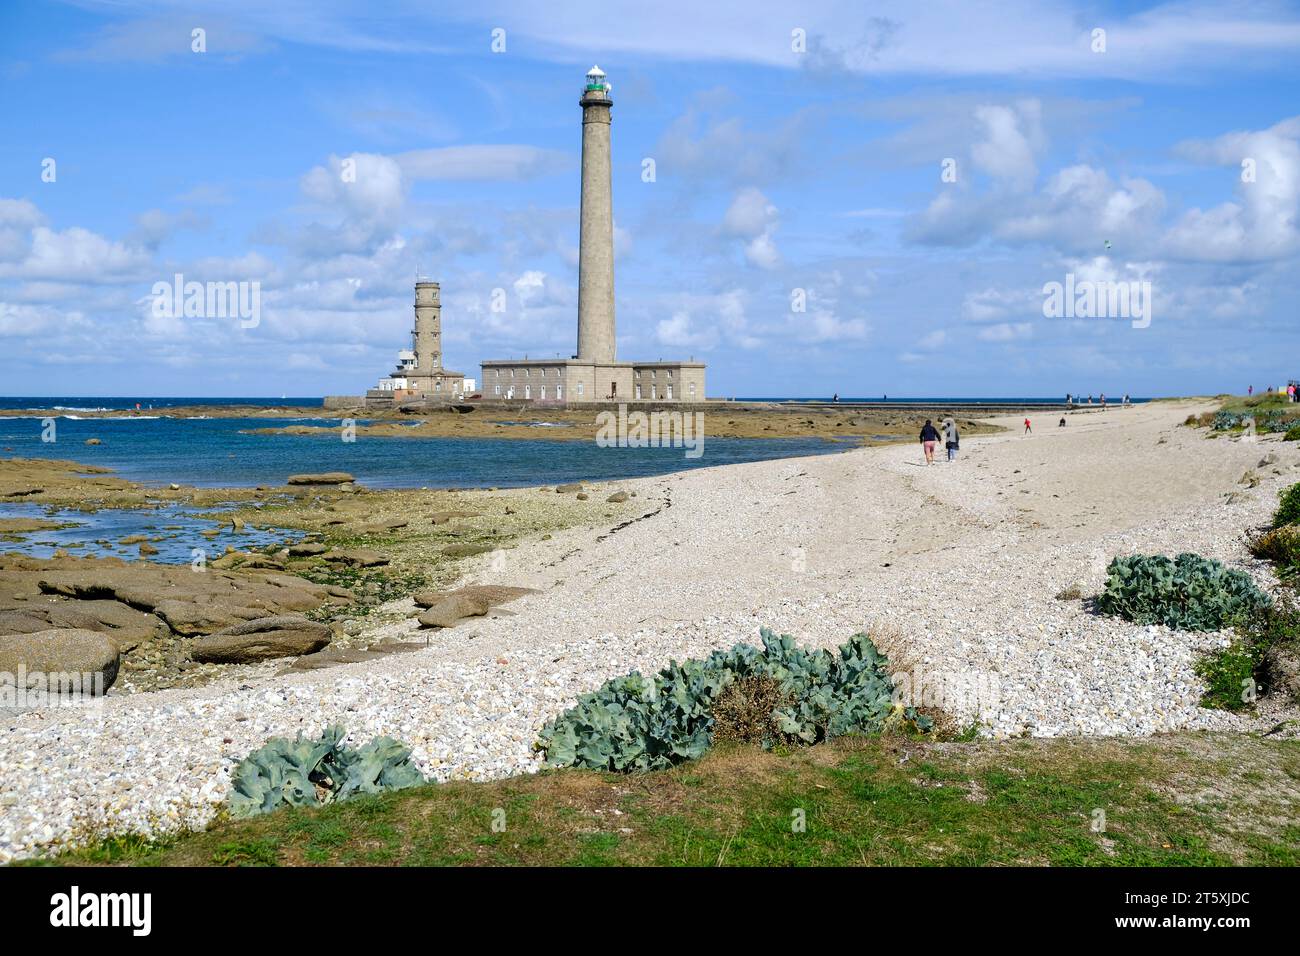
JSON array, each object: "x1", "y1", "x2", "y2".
[
  {"x1": 656, "y1": 311, "x2": 719, "y2": 350},
  {"x1": 970, "y1": 101, "x2": 1042, "y2": 185},
  {"x1": 302, "y1": 153, "x2": 406, "y2": 225},
  {"x1": 796, "y1": 309, "x2": 868, "y2": 343},
  {"x1": 1166, "y1": 116, "x2": 1300, "y2": 260},
  {"x1": 962, "y1": 287, "x2": 1039, "y2": 323},
  {"x1": 396, "y1": 146, "x2": 570, "y2": 182},
  {"x1": 721, "y1": 188, "x2": 781, "y2": 269},
  {"x1": 0, "y1": 224, "x2": 150, "y2": 282},
  {"x1": 45, "y1": 2, "x2": 1300, "y2": 82},
  {"x1": 977, "y1": 322, "x2": 1034, "y2": 342}
]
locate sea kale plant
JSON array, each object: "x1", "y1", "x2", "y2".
[
  {"x1": 538, "y1": 628, "x2": 931, "y2": 773},
  {"x1": 1095, "y1": 553, "x2": 1272, "y2": 632},
  {"x1": 1212, "y1": 409, "x2": 1298, "y2": 434},
  {"x1": 228, "y1": 725, "x2": 425, "y2": 818}
]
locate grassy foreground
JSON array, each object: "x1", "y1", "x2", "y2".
[{"x1": 33, "y1": 731, "x2": 1300, "y2": 867}]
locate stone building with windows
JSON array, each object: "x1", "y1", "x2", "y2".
[
  {"x1": 480, "y1": 67, "x2": 706, "y2": 405},
  {"x1": 480, "y1": 358, "x2": 705, "y2": 404}
]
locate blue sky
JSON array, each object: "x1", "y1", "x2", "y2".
[{"x1": 2, "y1": 0, "x2": 1299, "y2": 398}]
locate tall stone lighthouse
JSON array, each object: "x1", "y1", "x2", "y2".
[
  {"x1": 577, "y1": 65, "x2": 616, "y2": 363},
  {"x1": 479, "y1": 66, "x2": 706, "y2": 405}
]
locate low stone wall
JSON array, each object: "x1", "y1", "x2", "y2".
[{"x1": 323, "y1": 395, "x2": 367, "y2": 410}]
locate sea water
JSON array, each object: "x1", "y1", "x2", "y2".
[{"x1": 0, "y1": 415, "x2": 847, "y2": 490}]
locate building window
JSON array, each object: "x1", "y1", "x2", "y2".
[
  {"x1": 557, "y1": 385, "x2": 563, "y2": 400},
  {"x1": 667, "y1": 369, "x2": 673, "y2": 378},
  {"x1": 667, "y1": 385, "x2": 673, "y2": 400},
  {"x1": 689, "y1": 382, "x2": 696, "y2": 397},
  {"x1": 435, "y1": 380, "x2": 441, "y2": 391},
  {"x1": 651, "y1": 370, "x2": 656, "y2": 380},
  {"x1": 494, "y1": 384, "x2": 501, "y2": 396},
  {"x1": 539, "y1": 386, "x2": 546, "y2": 399},
  {"x1": 635, "y1": 385, "x2": 642, "y2": 400},
  {"x1": 577, "y1": 382, "x2": 584, "y2": 396},
  {"x1": 525, "y1": 385, "x2": 531, "y2": 399},
  {"x1": 651, "y1": 384, "x2": 657, "y2": 400}
]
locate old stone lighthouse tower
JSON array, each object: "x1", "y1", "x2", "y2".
[
  {"x1": 577, "y1": 65, "x2": 616, "y2": 363},
  {"x1": 480, "y1": 67, "x2": 706, "y2": 404},
  {"x1": 363, "y1": 279, "x2": 466, "y2": 402}
]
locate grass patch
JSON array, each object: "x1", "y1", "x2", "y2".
[
  {"x1": 1195, "y1": 640, "x2": 1259, "y2": 711},
  {"x1": 1218, "y1": 393, "x2": 1294, "y2": 415},
  {"x1": 1249, "y1": 525, "x2": 1300, "y2": 579},
  {"x1": 32, "y1": 733, "x2": 1300, "y2": 868},
  {"x1": 1275, "y1": 482, "x2": 1300, "y2": 528}
]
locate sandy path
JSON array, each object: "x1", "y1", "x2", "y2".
[{"x1": 2, "y1": 399, "x2": 1298, "y2": 860}]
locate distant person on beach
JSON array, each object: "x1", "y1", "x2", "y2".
[
  {"x1": 1059, "y1": 416, "x2": 1066, "y2": 427},
  {"x1": 1100, "y1": 393, "x2": 1107, "y2": 409},
  {"x1": 1248, "y1": 385, "x2": 1253, "y2": 396},
  {"x1": 943, "y1": 417, "x2": 959, "y2": 461},
  {"x1": 1024, "y1": 417, "x2": 1032, "y2": 434},
  {"x1": 832, "y1": 393, "x2": 839, "y2": 403},
  {"x1": 1088, "y1": 395, "x2": 1093, "y2": 405},
  {"x1": 919, "y1": 419, "x2": 940, "y2": 464}
]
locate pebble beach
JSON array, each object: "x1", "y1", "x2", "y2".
[{"x1": 2, "y1": 398, "x2": 1298, "y2": 862}]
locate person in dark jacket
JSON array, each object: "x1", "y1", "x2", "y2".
[{"x1": 919, "y1": 419, "x2": 940, "y2": 465}]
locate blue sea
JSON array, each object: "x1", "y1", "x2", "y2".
[
  {"x1": 0, "y1": 396, "x2": 324, "y2": 411},
  {"x1": 0, "y1": 393, "x2": 1138, "y2": 492},
  {"x1": 0, "y1": 411, "x2": 847, "y2": 490}
]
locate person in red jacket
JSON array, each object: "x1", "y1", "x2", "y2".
[{"x1": 1024, "y1": 417, "x2": 1032, "y2": 434}]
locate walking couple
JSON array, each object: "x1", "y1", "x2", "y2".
[{"x1": 920, "y1": 417, "x2": 959, "y2": 464}]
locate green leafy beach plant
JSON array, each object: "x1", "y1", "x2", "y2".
[
  {"x1": 1250, "y1": 525, "x2": 1300, "y2": 578},
  {"x1": 1274, "y1": 482, "x2": 1300, "y2": 527},
  {"x1": 228, "y1": 725, "x2": 425, "y2": 818},
  {"x1": 1095, "y1": 553, "x2": 1271, "y2": 631},
  {"x1": 1211, "y1": 409, "x2": 1298, "y2": 434},
  {"x1": 537, "y1": 628, "x2": 931, "y2": 773},
  {"x1": 1198, "y1": 482, "x2": 1300, "y2": 711},
  {"x1": 1195, "y1": 639, "x2": 1260, "y2": 711}
]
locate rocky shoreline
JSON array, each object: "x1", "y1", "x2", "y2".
[{"x1": 0, "y1": 458, "x2": 637, "y2": 693}]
